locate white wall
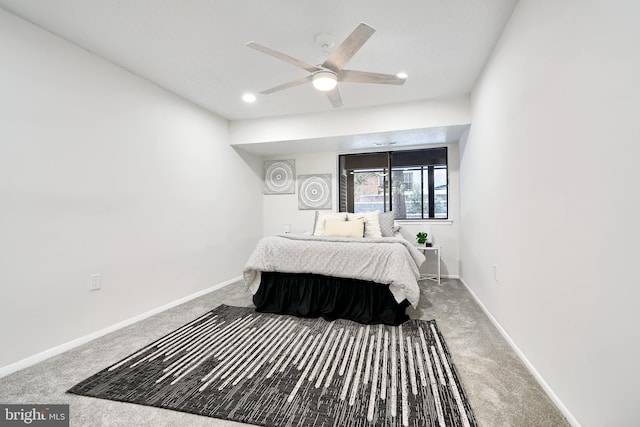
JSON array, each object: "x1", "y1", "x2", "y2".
[
  {"x1": 0, "y1": 9, "x2": 263, "y2": 369},
  {"x1": 229, "y1": 96, "x2": 470, "y2": 145},
  {"x1": 460, "y1": 1, "x2": 640, "y2": 425},
  {"x1": 262, "y1": 152, "x2": 338, "y2": 236},
  {"x1": 261, "y1": 145, "x2": 460, "y2": 277}
]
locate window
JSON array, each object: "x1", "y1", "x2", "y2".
[{"x1": 338, "y1": 147, "x2": 448, "y2": 219}]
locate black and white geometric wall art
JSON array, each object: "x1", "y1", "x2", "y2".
[
  {"x1": 264, "y1": 159, "x2": 296, "y2": 194},
  {"x1": 298, "y1": 174, "x2": 332, "y2": 210}
]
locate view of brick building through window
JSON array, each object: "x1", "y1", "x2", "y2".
[
  {"x1": 339, "y1": 148, "x2": 448, "y2": 219},
  {"x1": 351, "y1": 167, "x2": 447, "y2": 218}
]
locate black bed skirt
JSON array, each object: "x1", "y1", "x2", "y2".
[{"x1": 253, "y1": 272, "x2": 410, "y2": 326}]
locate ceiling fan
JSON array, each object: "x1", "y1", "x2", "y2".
[{"x1": 246, "y1": 23, "x2": 406, "y2": 108}]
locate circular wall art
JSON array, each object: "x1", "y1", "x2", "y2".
[
  {"x1": 264, "y1": 160, "x2": 296, "y2": 194},
  {"x1": 298, "y1": 174, "x2": 332, "y2": 210}
]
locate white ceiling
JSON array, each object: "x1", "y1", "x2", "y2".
[{"x1": 0, "y1": 0, "x2": 518, "y2": 122}]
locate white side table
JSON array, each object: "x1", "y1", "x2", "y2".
[{"x1": 416, "y1": 245, "x2": 441, "y2": 284}]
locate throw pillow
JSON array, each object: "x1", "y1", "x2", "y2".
[
  {"x1": 324, "y1": 218, "x2": 365, "y2": 238},
  {"x1": 379, "y1": 211, "x2": 396, "y2": 237},
  {"x1": 313, "y1": 212, "x2": 347, "y2": 236},
  {"x1": 347, "y1": 211, "x2": 382, "y2": 238}
]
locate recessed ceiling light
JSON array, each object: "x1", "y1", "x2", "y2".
[
  {"x1": 242, "y1": 93, "x2": 256, "y2": 103},
  {"x1": 396, "y1": 72, "x2": 408, "y2": 79}
]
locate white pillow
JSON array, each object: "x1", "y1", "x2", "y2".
[
  {"x1": 379, "y1": 211, "x2": 396, "y2": 237},
  {"x1": 324, "y1": 218, "x2": 365, "y2": 238},
  {"x1": 313, "y1": 212, "x2": 347, "y2": 236},
  {"x1": 347, "y1": 211, "x2": 382, "y2": 238}
]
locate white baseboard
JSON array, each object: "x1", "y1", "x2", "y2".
[
  {"x1": 0, "y1": 276, "x2": 242, "y2": 379},
  {"x1": 458, "y1": 277, "x2": 581, "y2": 427}
]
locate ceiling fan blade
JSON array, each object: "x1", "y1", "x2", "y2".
[
  {"x1": 260, "y1": 75, "x2": 313, "y2": 95},
  {"x1": 322, "y1": 23, "x2": 376, "y2": 72},
  {"x1": 338, "y1": 69, "x2": 406, "y2": 85},
  {"x1": 246, "y1": 41, "x2": 322, "y2": 73},
  {"x1": 326, "y1": 86, "x2": 343, "y2": 108}
]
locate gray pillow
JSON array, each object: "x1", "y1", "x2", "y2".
[
  {"x1": 379, "y1": 211, "x2": 395, "y2": 237},
  {"x1": 313, "y1": 210, "x2": 319, "y2": 234}
]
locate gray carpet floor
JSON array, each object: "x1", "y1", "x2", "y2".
[{"x1": 0, "y1": 279, "x2": 569, "y2": 427}]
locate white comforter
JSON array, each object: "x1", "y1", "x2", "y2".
[{"x1": 243, "y1": 234, "x2": 426, "y2": 308}]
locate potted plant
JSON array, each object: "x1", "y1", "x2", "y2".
[{"x1": 416, "y1": 232, "x2": 428, "y2": 246}]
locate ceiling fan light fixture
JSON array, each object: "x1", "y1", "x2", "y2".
[{"x1": 312, "y1": 71, "x2": 338, "y2": 91}]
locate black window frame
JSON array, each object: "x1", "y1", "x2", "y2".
[{"x1": 338, "y1": 147, "x2": 448, "y2": 220}]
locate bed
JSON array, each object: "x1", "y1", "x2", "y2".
[{"x1": 243, "y1": 212, "x2": 425, "y2": 325}]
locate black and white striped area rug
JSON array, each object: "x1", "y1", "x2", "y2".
[{"x1": 68, "y1": 305, "x2": 476, "y2": 427}]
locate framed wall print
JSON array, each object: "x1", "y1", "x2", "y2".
[
  {"x1": 298, "y1": 174, "x2": 332, "y2": 210},
  {"x1": 264, "y1": 160, "x2": 296, "y2": 194}
]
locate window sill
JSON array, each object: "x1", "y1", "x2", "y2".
[{"x1": 395, "y1": 219, "x2": 453, "y2": 225}]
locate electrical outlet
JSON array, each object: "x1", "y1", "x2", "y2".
[{"x1": 89, "y1": 273, "x2": 102, "y2": 291}]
